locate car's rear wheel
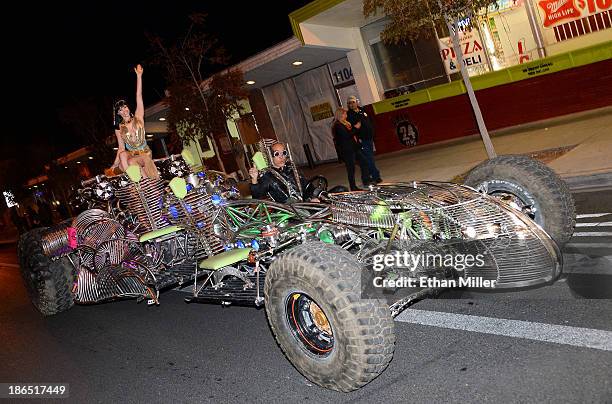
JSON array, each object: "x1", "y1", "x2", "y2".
[
  {"x1": 465, "y1": 155, "x2": 575, "y2": 247},
  {"x1": 18, "y1": 228, "x2": 75, "y2": 316}
]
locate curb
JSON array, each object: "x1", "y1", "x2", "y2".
[{"x1": 563, "y1": 172, "x2": 612, "y2": 191}]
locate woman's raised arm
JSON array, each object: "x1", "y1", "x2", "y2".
[{"x1": 134, "y1": 64, "x2": 144, "y2": 120}]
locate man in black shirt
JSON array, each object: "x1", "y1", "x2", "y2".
[{"x1": 346, "y1": 95, "x2": 382, "y2": 184}]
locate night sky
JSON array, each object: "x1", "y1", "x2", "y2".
[{"x1": 5, "y1": 0, "x2": 311, "y2": 162}]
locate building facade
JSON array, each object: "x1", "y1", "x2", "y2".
[
  {"x1": 148, "y1": 0, "x2": 610, "y2": 169},
  {"x1": 287, "y1": 0, "x2": 611, "y2": 155},
  {"x1": 19, "y1": 0, "x2": 611, "y2": 214}
]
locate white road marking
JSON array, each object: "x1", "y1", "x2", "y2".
[
  {"x1": 576, "y1": 213, "x2": 611, "y2": 219},
  {"x1": 564, "y1": 254, "x2": 612, "y2": 261},
  {"x1": 565, "y1": 243, "x2": 612, "y2": 249},
  {"x1": 572, "y1": 232, "x2": 612, "y2": 237},
  {"x1": 395, "y1": 309, "x2": 612, "y2": 351},
  {"x1": 575, "y1": 222, "x2": 612, "y2": 227}
]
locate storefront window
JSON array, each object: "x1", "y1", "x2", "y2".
[
  {"x1": 360, "y1": 0, "x2": 609, "y2": 100},
  {"x1": 362, "y1": 3, "x2": 541, "y2": 97},
  {"x1": 437, "y1": 0, "x2": 539, "y2": 78},
  {"x1": 480, "y1": 0, "x2": 540, "y2": 68},
  {"x1": 362, "y1": 18, "x2": 448, "y2": 97}
]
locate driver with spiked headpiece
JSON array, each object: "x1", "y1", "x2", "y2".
[{"x1": 249, "y1": 142, "x2": 308, "y2": 203}]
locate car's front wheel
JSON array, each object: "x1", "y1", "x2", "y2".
[{"x1": 264, "y1": 242, "x2": 395, "y2": 392}]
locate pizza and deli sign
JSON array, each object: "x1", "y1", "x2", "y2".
[
  {"x1": 539, "y1": 0, "x2": 612, "y2": 27},
  {"x1": 438, "y1": 31, "x2": 487, "y2": 75}
]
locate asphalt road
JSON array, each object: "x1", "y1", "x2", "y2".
[{"x1": 0, "y1": 189, "x2": 611, "y2": 403}]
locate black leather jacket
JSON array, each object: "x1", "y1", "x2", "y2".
[
  {"x1": 250, "y1": 165, "x2": 308, "y2": 203},
  {"x1": 347, "y1": 107, "x2": 374, "y2": 141}
]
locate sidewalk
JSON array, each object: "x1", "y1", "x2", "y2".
[{"x1": 303, "y1": 106, "x2": 612, "y2": 189}]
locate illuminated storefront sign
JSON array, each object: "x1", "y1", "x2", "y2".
[
  {"x1": 539, "y1": 0, "x2": 583, "y2": 26},
  {"x1": 538, "y1": 0, "x2": 612, "y2": 27},
  {"x1": 439, "y1": 31, "x2": 488, "y2": 75}
]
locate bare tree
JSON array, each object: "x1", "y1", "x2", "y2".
[
  {"x1": 363, "y1": 0, "x2": 498, "y2": 158},
  {"x1": 148, "y1": 13, "x2": 249, "y2": 168}
]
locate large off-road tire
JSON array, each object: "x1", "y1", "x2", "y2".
[
  {"x1": 18, "y1": 228, "x2": 75, "y2": 316},
  {"x1": 465, "y1": 154, "x2": 576, "y2": 247},
  {"x1": 264, "y1": 242, "x2": 395, "y2": 392}
]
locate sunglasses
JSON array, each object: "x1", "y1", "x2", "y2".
[
  {"x1": 273, "y1": 150, "x2": 288, "y2": 158},
  {"x1": 114, "y1": 100, "x2": 127, "y2": 110}
]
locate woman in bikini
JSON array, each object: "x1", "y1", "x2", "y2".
[{"x1": 111, "y1": 64, "x2": 159, "y2": 179}]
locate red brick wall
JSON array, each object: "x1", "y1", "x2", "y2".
[{"x1": 371, "y1": 59, "x2": 612, "y2": 154}]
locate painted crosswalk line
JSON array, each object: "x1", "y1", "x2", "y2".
[{"x1": 395, "y1": 309, "x2": 612, "y2": 351}]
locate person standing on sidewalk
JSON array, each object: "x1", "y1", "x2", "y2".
[
  {"x1": 347, "y1": 95, "x2": 382, "y2": 184},
  {"x1": 332, "y1": 108, "x2": 370, "y2": 191}
]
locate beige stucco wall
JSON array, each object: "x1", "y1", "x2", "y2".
[
  {"x1": 544, "y1": 30, "x2": 612, "y2": 55},
  {"x1": 300, "y1": 22, "x2": 382, "y2": 104}
]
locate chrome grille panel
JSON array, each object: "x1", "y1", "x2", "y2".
[
  {"x1": 115, "y1": 178, "x2": 167, "y2": 234},
  {"x1": 164, "y1": 188, "x2": 224, "y2": 258},
  {"x1": 329, "y1": 182, "x2": 561, "y2": 288},
  {"x1": 74, "y1": 265, "x2": 153, "y2": 304}
]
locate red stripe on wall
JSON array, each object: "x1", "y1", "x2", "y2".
[{"x1": 371, "y1": 60, "x2": 612, "y2": 155}]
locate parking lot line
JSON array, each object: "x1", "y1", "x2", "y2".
[{"x1": 395, "y1": 309, "x2": 612, "y2": 351}]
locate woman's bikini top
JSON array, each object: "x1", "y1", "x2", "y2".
[{"x1": 120, "y1": 117, "x2": 147, "y2": 151}]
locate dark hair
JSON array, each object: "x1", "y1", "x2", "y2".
[{"x1": 113, "y1": 99, "x2": 131, "y2": 128}]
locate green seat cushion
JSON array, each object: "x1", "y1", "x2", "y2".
[
  {"x1": 126, "y1": 165, "x2": 142, "y2": 183},
  {"x1": 139, "y1": 225, "x2": 183, "y2": 242},
  {"x1": 169, "y1": 177, "x2": 188, "y2": 199},
  {"x1": 199, "y1": 248, "x2": 251, "y2": 270}
]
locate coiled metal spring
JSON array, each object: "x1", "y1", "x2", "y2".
[{"x1": 41, "y1": 225, "x2": 72, "y2": 257}]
